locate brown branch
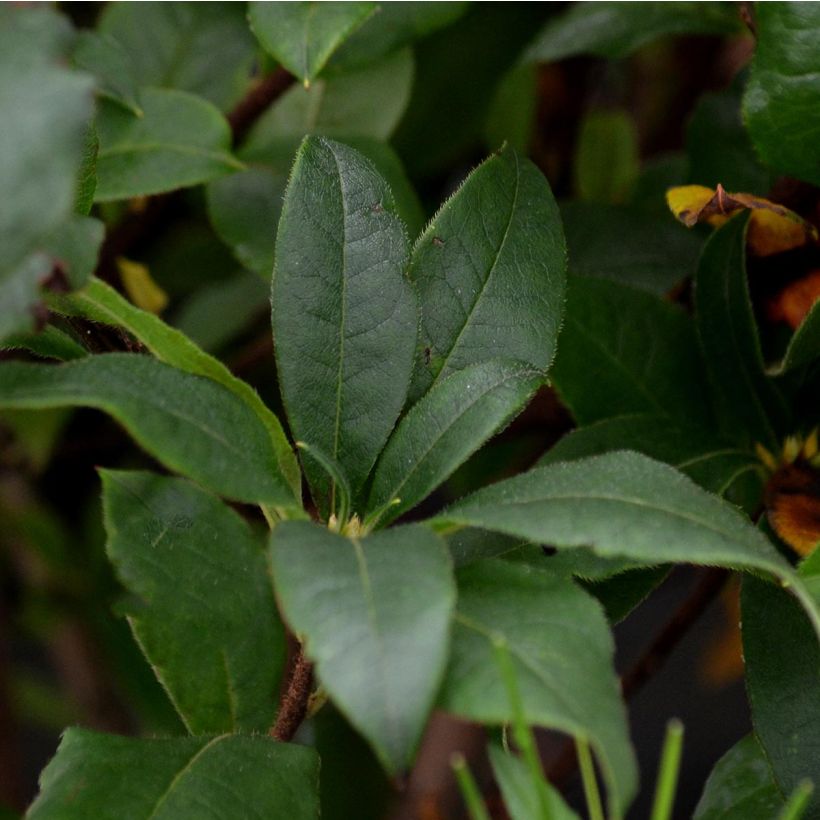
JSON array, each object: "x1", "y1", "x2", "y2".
[
  {"x1": 270, "y1": 649, "x2": 313, "y2": 742},
  {"x1": 228, "y1": 67, "x2": 295, "y2": 146}
]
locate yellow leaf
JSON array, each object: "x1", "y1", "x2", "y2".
[
  {"x1": 666, "y1": 183, "x2": 818, "y2": 256},
  {"x1": 117, "y1": 257, "x2": 169, "y2": 315}
]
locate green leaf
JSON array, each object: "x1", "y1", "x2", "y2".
[
  {"x1": 0, "y1": 354, "x2": 293, "y2": 506},
  {"x1": 50, "y1": 276, "x2": 299, "y2": 501},
  {"x1": 269, "y1": 521, "x2": 455, "y2": 773},
  {"x1": 694, "y1": 735, "x2": 785, "y2": 820},
  {"x1": 540, "y1": 414, "x2": 759, "y2": 498},
  {"x1": 524, "y1": 1, "x2": 740, "y2": 63},
  {"x1": 771, "y1": 301, "x2": 820, "y2": 375},
  {"x1": 1, "y1": 326, "x2": 87, "y2": 363},
  {"x1": 742, "y1": 575, "x2": 820, "y2": 818},
  {"x1": 484, "y1": 64, "x2": 537, "y2": 154},
  {"x1": 46, "y1": 216, "x2": 105, "y2": 290},
  {"x1": 101, "y1": 470, "x2": 285, "y2": 734},
  {"x1": 0, "y1": 5, "x2": 95, "y2": 340},
  {"x1": 551, "y1": 277, "x2": 710, "y2": 427},
  {"x1": 433, "y1": 450, "x2": 820, "y2": 640},
  {"x1": 272, "y1": 137, "x2": 417, "y2": 511},
  {"x1": 489, "y1": 743, "x2": 581, "y2": 820},
  {"x1": 695, "y1": 215, "x2": 790, "y2": 450},
  {"x1": 368, "y1": 360, "x2": 543, "y2": 526},
  {"x1": 98, "y1": 2, "x2": 256, "y2": 111},
  {"x1": 249, "y1": 2, "x2": 376, "y2": 85},
  {"x1": 75, "y1": 125, "x2": 99, "y2": 216},
  {"x1": 574, "y1": 109, "x2": 639, "y2": 203},
  {"x1": 408, "y1": 146, "x2": 565, "y2": 403},
  {"x1": 27, "y1": 729, "x2": 320, "y2": 820},
  {"x1": 744, "y1": 3, "x2": 820, "y2": 187},
  {"x1": 73, "y1": 31, "x2": 142, "y2": 115},
  {"x1": 561, "y1": 202, "x2": 702, "y2": 295},
  {"x1": 94, "y1": 88, "x2": 242, "y2": 202},
  {"x1": 440, "y1": 560, "x2": 636, "y2": 818},
  {"x1": 330, "y1": 2, "x2": 468, "y2": 69}
]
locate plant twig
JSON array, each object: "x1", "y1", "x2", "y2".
[
  {"x1": 270, "y1": 648, "x2": 313, "y2": 742},
  {"x1": 227, "y1": 67, "x2": 295, "y2": 146}
]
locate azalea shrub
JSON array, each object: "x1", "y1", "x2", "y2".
[{"x1": 2, "y1": 2, "x2": 820, "y2": 819}]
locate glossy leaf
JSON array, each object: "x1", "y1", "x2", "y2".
[
  {"x1": 524, "y1": 1, "x2": 740, "y2": 63},
  {"x1": 408, "y1": 146, "x2": 565, "y2": 402},
  {"x1": 249, "y1": 2, "x2": 376, "y2": 84},
  {"x1": 742, "y1": 575, "x2": 820, "y2": 818},
  {"x1": 434, "y1": 450, "x2": 820, "y2": 640},
  {"x1": 694, "y1": 735, "x2": 785, "y2": 820},
  {"x1": 27, "y1": 729, "x2": 320, "y2": 820},
  {"x1": 270, "y1": 521, "x2": 455, "y2": 773},
  {"x1": 102, "y1": 470, "x2": 285, "y2": 734},
  {"x1": 561, "y1": 201, "x2": 702, "y2": 295},
  {"x1": 541, "y1": 414, "x2": 759, "y2": 498},
  {"x1": 49, "y1": 277, "x2": 300, "y2": 502},
  {"x1": 98, "y1": 2, "x2": 256, "y2": 110},
  {"x1": 368, "y1": 360, "x2": 543, "y2": 526},
  {"x1": 0, "y1": 354, "x2": 293, "y2": 506},
  {"x1": 0, "y1": 5, "x2": 95, "y2": 340},
  {"x1": 744, "y1": 4, "x2": 820, "y2": 187},
  {"x1": 272, "y1": 137, "x2": 417, "y2": 510},
  {"x1": 94, "y1": 88, "x2": 242, "y2": 201},
  {"x1": 551, "y1": 276, "x2": 710, "y2": 427},
  {"x1": 695, "y1": 215, "x2": 790, "y2": 450},
  {"x1": 440, "y1": 560, "x2": 636, "y2": 817}
]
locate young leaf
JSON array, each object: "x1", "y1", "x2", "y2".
[
  {"x1": 524, "y1": 1, "x2": 740, "y2": 63},
  {"x1": 272, "y1": 137, "x2": 417, "y2": 511},
  {"x1": 249, "y1": 2, "x2": 376, "y2": 85},
  {"x1": 742, "y1": 575, "x2": 820, "y2": 817},
  {"x1": 269, "y1": 521, "x2": 455, "y2": 774},
  {"x1": 98, "y1": 2, "x2": 256, "y2": 110},
  {"x1": 744, "y1": 4, "x2": 820, "y2": 187},
  {"x1": 694, "y1": 735, "x2": 785, "y2": 820},
  {"x1": 0, "y1": 5, "x2": 95, "y2": 340},
  {"x1": 101, "y1": 470, "x2": 285, "y2": 734},
  {"x1": 439, "y1": 560, "x2": 636, "y2": 818},
  {"x1": 550, "y1": 276, "x2": 710, "y2": 427},
  {"x1": 94, "y1": 88, "x2": 242, "y2": 201},
  {"x1": 433, "y1": 450, "x2": 820, "y2": 641},
  {"x1": 49, "y1": 276, "x2": 300, "y2": 502},
  {"x1": 408, "y1": 146, "x2": 565, "y2": 402},
  {"x1": 0, "y1": 354, "x2": 293, "y2": 506},
  {"x1": 27, "y1": 729, "x2": 319, "y2": 819},
  {"x1": 695, "y1": 215, "x2": 790, "y2": 451},
  {"x1": 368, "y1": 360, "x2": 543, "y2": 526}
]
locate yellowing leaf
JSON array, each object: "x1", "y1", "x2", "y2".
[
  {"x1": 666, "y1": 183, "x2": 819, "y2": 256},
  {"x1": 117, "y1": 257, "x2": 168, "y2": 314}
]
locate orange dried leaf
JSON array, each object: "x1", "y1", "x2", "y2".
[{"x1": 767, "y1": 269, "x2": 820, "y2": 330}]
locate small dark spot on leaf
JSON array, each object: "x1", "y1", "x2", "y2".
[
  {"x1": 371, "y1": 202, "x2": 383, "y2": 214},
  {"x1": 432, "y1": 237, "x2": 445, "y2": 247},
  {"x1": 424, "y1": 346, "x2": 432, "y2": 366}
]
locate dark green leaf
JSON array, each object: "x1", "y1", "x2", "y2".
[
  {"x1": 249, "y1": 2, "x2": 376, "y2": 84},
  {"x1": 744, "y1": 3, "x2": 820, "y2": 186},
  {"x1": 369, "y1": 360, "x2": 543, "y2": 526},
  {"x1": 446, "y1": 528, "x2": 526, "y2": 569},
  {"x1": 434, "y1": 450, "x2": 820, "y2": 639},
  {"x1": 0, "y1": 5, "x2": 95, "y2": 340},
  {"x1": 695, "y1": 215, "x2": 790, "y2": 450},
  {"x1": 102, "y1": 470, "x2": 285, "y2": 733},
  {"x1": 742, "y1": 575, "x2": 820, "y2": 818},
  {"x1": 270, "y1": 521, "x2": 455, "y2": 773},
  {"x1": 27, "y1": 729, "x2": 319, "y2": 819},
  {"x1": 551, "y1": 277, "x2": 710, "y2": 427},
  {"x1": 771, "y1": 301, "x2": 820, "y2": 375},
  {"x1": 540, "y1": 414, "x2": 759, "y2": 497},
  {"x1": 272, "y1": 137, "x2": 417, "y2": 510},
  {"x1": 98, "y1": 2, "x2": 256, "y2": 110},
  {"x1": 484, "y1": 64, "x2": 537, "y2": 154},
  {"x1": 408, "y1": 146, "x2": 565, "y2": 402},
  {"x1": 561, "y1": 201, "x2": 702, "y2": 295},
  {"x1": 0, "y1": 354, "x2": 293, "y2": 506},
  {"x1": 440, "y1": 560, "x2": 636, "y2": 817},
  {"x1": 694, "y1": 735, "x2": 785, "y2": 820},
  {"x1": 50, "y1": 277, "x2": 300, "y2": 502},
  {"x1": 75, "y1": 125, "x2": 99, "y2": 215},
  {"x1": 94, "y1": 88, "x2": 242, "y2": 202},
  {"x1": 574, "y1": 109, "x2": 639, "y2": 203},
  {"x1": 524, "y1": 2, "x2": 740, "y2": 63},
  {"x1": 74, "y1": 31, "x2": 142, "y2": 115}
]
